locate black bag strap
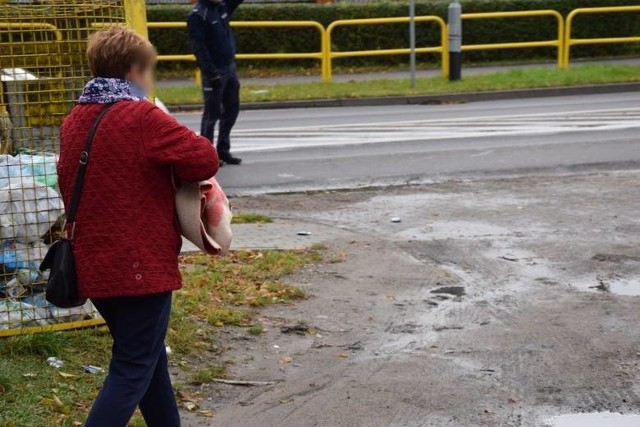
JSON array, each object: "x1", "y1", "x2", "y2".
[{"x1": 66, "y1": 103, "x2": 116, "y2": 232}]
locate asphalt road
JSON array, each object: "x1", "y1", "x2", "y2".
[{"x1": 174, "y1": 92, "x2": 640, "y2": 195}]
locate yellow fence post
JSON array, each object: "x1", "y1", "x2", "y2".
[
  {"x1": 322, "y1": 27, "x2": 330, "y2": 82},
  {"x1": 124, "y1": 0, "x2": 149, "y2": 38}
]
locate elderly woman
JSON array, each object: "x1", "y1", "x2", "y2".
[{"x1": 57, "y1": 26, "x2": 218, "y2": 426}]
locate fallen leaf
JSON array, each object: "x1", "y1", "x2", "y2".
[
  {"x1": 59, "y1": 372, "x2": 77, "y2": 379},
  {"x1": 279, "y1": 396, "x2": 294, "y2": 404},
  {"x1": 53, "y1": 395, "x2": 64, "y2": 407},
  {"x1": 278, "y1": 356, "x2": 292, "y2": 365},
  {"x1": 51, "y1": 395, "x2": 70, "y2": 415},
  {"x1": 508, "y1": 397, "x2": 517, "y2": 404},
  {"x1": 198, "y1": 410, "x2": 214, "y2": 418},
  {"x1": 184, "y1": 402, "x2": 198, "y2": 411},
  {"x1": 336, "y1": 352, "x2": 349, "y2": 359},
  {"x1": 0, "y1": 384, "x2": 5, "y2": 394},
  {"x1": 177, "y1": 390, "x2": 200, "y2": 404}
]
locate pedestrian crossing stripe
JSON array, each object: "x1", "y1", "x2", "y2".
[{"x1": 230, "y1": 107, "x2": 640, "y2": 153}]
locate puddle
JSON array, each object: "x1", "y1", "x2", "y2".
[
  {"x1": 606, "y1": 279, "x2": 640, "y2": 296},
  {"x1": 545, "y1": 412, "x2": 640, "y2": 427},
  {"x1": 586, "y1": 278, "x2": 640, "y2": 296}
]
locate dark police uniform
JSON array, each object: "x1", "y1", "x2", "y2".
[{"x1": 188, "y1": 0, "x2": 244, "y2": 163}]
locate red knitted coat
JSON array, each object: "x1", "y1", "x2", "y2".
[{"x1": 58, "y1": 101, "x2": 219, "y2": 299}]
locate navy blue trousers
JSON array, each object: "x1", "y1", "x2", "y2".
[
  {"x1": 85, "y1": 292, "x2": 180, "y2": 427},
  {"x1": 200, "y1": 62, "x2": 241, "y2": 155}
]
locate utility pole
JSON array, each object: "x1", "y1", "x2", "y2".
[
  {"x1": 448, "y1": 0, "x2": 462, "y2": 81},
  {"x1": 409, "y1": 0, "x2": 416, "y2": 89}
]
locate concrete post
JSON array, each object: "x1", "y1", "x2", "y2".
[
  {"x1": 409, "y1": 0, "x2": 416, "y2": 89},
  {"x1": 448, "y1": 0, "x2": 462, "y2": 81}
]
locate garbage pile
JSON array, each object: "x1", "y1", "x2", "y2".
[{"x1": 0, "y1": 153, "x2": 96, "y2": 331}]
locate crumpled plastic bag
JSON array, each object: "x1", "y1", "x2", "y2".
[
  {"x1": 0, "y1": 298, "x2": 49, "y2": 330},
  {"x1": 0, "y1": 240, "x2": 45, "y2": 270},
  {"x1": 0, "y1": 155, "x2": 22, "y2": 189},
  {"x1": 0, "y1": 178, "x2": 63, "y2": 243},
  {"x1": 0, "y1": 153, "x2": 58, "y2": 189},
  {"x1": 0, "y1": 295, "x2": 97, "y2": 330},
  {"x1": 15, "y1": 153, "x2": 58, "y2": 188},
  {"x1": 48, "y1": 299, "x2": 96, "y2": 323}
]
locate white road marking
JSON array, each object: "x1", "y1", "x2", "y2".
[{"x1": 230, "y1": 108, "x2": 640, "y2": 153}]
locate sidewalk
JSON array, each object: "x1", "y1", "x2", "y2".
[{"x1": 155, "y1": 57, "x2": 640, "y2": 89}]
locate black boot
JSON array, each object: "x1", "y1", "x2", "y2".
[{"x1": 219, "y1": 152, "x2": 242, "y2": 165}]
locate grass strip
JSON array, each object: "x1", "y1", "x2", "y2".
[{"x1": 0, "y1": 249, "x2": 321, "y2": 427}]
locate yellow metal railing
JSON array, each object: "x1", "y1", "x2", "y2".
[
  {"x1": 564, "y1": 5, "x2": 640, "y2": 68},
  {"x1": 148, "y1": 21, "x2": 326, "y2": 82},
  {"x1": 0, "y1": 22, "x2": 63, "y2": 42},
  {"x1": 145, "y1": 8, "x2": 640, "y2": 84},
  {"x1": 462, "y1": 10, "x2": 565, "y2": 69},
  {"x1": 324, "y1": 16, "x2": 448, "y2": 82},
  {"x1": 0, "y1": 22, "x2": 64, "y2": 115},
  {"x1": 0, "y1": 318, "x2": 106, "y2": 338}
]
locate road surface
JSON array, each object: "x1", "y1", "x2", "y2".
[{"x1": 175, "y1": 92, "x2": 640, "y2": 195}]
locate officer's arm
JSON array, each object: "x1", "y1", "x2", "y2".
[
  {"x1": 187, "y1": 14, "x2": 220, "y2": 81},
  {"x1": 227, "y1": 0, "x2": 244, "y2": 16}
]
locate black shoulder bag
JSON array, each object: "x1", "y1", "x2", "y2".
[{"x1": 40, "y1": 103, "x2": 115, "y2": 308}]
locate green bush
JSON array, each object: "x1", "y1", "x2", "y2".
[{"x1": 147, "y1": 0, "x2": 640, "y2": 73}]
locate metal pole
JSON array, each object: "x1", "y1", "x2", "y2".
[
  {"x1": 448, "y1": 0, "x2": 462, "y2": 81},
  {"x1": 409, "y1": 0, "x2": 416, "y2": 89}
]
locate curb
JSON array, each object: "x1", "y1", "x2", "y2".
[{"x1": 168, "y1": 82, "x2": 640, "y2": 113}]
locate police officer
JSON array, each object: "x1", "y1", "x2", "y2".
[{"x1": 188, "y1": 0, "x2": 244, "y2": 165}]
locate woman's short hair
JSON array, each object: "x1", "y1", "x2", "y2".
[{"x1": 86, "y1": 25, "x2": 156, "y2": 79}]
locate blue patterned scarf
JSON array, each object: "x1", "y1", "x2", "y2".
[{"x1": 78, "y1": 77, "x2": 147, "y2": 104}]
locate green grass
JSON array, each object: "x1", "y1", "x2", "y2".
[
  {"x1": 0, "y1": 329, "x2": 117, "y2": 427},
  {"x1": 231, "y1": 212, "x2": 273, "y2": 224},
  {"x1": 248, "y1": 324, "x2": 264, "y2": 336},
  {"x1": 0, "y1": 248, "x2": 322, "y2": 427},
  {"x1": 191, "y1": 365, "x2": 228, "y2": 384},
  {"x1": 156, "y1": 64, "x2": 640, "y2": 106}
]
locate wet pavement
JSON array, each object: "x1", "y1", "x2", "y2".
[
  {"x1": 176, "y1": 92, "x2": 640, "y2": 196},
  {"x1": 545, "y1": 412, "x2": 640, "y2": 427},
  {"x1": 181, "y1": 170, "x2": 640, "y2": 426}
]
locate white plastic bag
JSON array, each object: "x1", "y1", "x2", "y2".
[
  {"x1": 0, "y1": 299, "x2": 49, "y2": 330},
  {"x1": 0, "y1": 178, "x2": 63, "y2": 243}
]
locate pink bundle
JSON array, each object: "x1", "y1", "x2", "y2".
[{"x1": 175, "y1": 176, "x2": 233, "y2": 255}]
